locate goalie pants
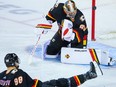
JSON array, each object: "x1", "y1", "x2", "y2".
[{"x1": 46, "y1": 30, "x2": 84, "y2": 55}]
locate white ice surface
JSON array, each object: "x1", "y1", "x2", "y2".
[{"x1": 0, "y1": 0, "x2": 116, "y2": 87}]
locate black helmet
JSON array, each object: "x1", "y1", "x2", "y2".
[
  {"x1": 4, "y1": 53, "x2": 20, "y2": 67},
  {"x1": 63, "y1": 0, "x2": 77, "y2": 19}
]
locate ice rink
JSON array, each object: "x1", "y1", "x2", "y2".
[{"x1": 0, "y1": 0, "x2": 116, "y2": 87}]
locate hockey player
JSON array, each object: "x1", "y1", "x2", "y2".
[
  {"x1": 36, "y1": 0, "x2": 88, "y2": 56},
  {"x1": 0, "y1": 53, "x2": 97, "y2": 87}
]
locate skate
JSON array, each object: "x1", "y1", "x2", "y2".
[{"x1": 84, "y1": 62, "x2": 97, "y2": 80}]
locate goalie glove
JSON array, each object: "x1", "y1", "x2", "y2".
[
  {"x1": 63, "y1": 29, "x2": 75, "y2": 42},
  {"x1": 62, "y1": 19, "x2": 75, "y2": 42}
]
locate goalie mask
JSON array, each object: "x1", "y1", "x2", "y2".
[
  {"x1": 4, "y1": 53, "x2": 20, "y2": 68},
  {"x1": 63, "y1": 0, "x2": 77, "y2": 19}
]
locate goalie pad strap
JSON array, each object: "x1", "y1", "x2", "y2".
[{"x1": 36, "y1": 24, "x2": 52, "y2": 29}]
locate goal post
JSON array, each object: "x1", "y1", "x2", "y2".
[
  {"x1": 75, "y1": 0, "x2": 97, "y2": 41},
  {"x1": 91, "y1": 0, "x2": 96, "y2": 41}
]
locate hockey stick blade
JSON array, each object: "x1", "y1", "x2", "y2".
[
  {"x1": 93, "y1": 61, "x2": 103, "y2": 75},
  {"x1": 28, "y1": 54, "x2": 43, "y2": 66}
]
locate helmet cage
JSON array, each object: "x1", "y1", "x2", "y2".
[{"x1": 64, "y1": 0, "x2": 77, "y2": 18}]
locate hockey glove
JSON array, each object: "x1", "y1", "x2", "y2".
[
  {"x1": 61, "y1": 19, "x2": 75, "y2": 42},
  {"x1": 63, "y1": 29, "x2": 75, "y2": 42}
]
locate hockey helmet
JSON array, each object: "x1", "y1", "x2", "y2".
[
  {"x1": 63, "y1": 0, "x2": 77, "y2": 19},
  {"x1": 4, "y1": 53, "x2": 20, "y2": 68}
]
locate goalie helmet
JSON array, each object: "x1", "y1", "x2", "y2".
[
  {"x1": 4, "y1": 53, "x2": 20, "y2": 68},
  {"x1": 63, "y1": 0, "x2": 77, "y2": 19}
]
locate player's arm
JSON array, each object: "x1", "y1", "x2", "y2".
[
  {"x1": 79, "y1": 15, "x2": 88, "y2": 48},
  {"x1": 45, "y1": 3, "x2": 61, "y2": 23},
  {"x1": 35, "y1": 12, "x2": 54, "y2": 29},
  {"x1": 36, "y1": 3, "x2": 59, "y2": 29},
  {"x1": 45, "y1": 12, "x2": 56, "y2": 23},
  {"x1": 79, "y1": 15, "x2": 88, "y2": 31}
]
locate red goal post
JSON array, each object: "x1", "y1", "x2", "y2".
[
  {"x1": 91, "y1": 0, "x2": 96, "y2": 41},
  {"x1": 75, "y1": 0, "x2": 97, "y2": 41}
]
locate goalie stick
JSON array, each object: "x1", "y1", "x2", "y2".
[
  {"x1": 28, "y1": 30, "x2": 44, "y2": 65},
  {"x1": 53, "y1": 0, "x2": 58, "y2": 7},
  {"x1": 28, "y1": 0, "x2": 59, "y2": 65},
  {"x1": 93, "y1": 58, "x2": 103, "y2": 76},
  {"x1": 93, "y1": 61, "x2": 103, "y2": 75}
]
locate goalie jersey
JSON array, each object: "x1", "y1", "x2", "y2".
[{"x1": 46, "y1": 3, "x2": 88, "y2": 47}]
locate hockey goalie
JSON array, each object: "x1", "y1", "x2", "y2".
[
  {"x1": 36, "y1": 0, "x2": 88, "y2": 57},
  {"x1": 35, "y1": 0, "x2": 110, "y2": 66}
]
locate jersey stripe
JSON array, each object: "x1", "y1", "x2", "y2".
[
  {"x1": 32, "y1": 79, "x2": 39, "y2": 87},
  {"x1": 74, "y1": 76, "x2": 81, "y2": 86},
  {"x1": 47, "y1": 13, "x2": 56, "y2": 21},
  {"x1": 73, "y1": 30, "x2": 81, "y2": 42},
  {"x1": 89, "y1": 49, "x2": 100, "y2": 64}
]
